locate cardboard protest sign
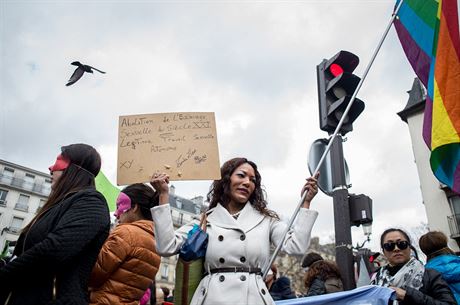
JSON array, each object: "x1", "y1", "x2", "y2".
[{"x1": 117, "y1": 112, "x2": 221, "y2": 185}]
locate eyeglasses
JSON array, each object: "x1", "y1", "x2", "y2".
[{"x1": 382, "y1": 240, "x2": 410, "y2": 252}]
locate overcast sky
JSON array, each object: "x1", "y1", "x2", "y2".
[{"x1": 0, "y1": 0, "x2": 428, "y2": 252}]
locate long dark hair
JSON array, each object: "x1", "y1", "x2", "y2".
[
  {"x1": 207, "y1": 157, "x2": 278, "y2": 219},
  {"x1": 121, "y1": 183, "x2": 159, "y2": 221},
  {"x1": 380, "y1": 228, "x2": 419, "y2": 260},
  {"x1": 23, "y1": 143, "x2": 101, "y2": 233}
]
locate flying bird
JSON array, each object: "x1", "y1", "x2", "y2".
[{"x1": 66, "y1": 61, "x2": 106, "y2": 86}]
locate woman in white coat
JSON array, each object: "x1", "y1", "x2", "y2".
[{"x1": 150, "y1": 157, "x2": 319, "y2": 305}]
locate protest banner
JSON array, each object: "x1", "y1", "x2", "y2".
[
  {"x1": 117, "y1": 112, "x2": 221, "y2": 185},
  {"x1": 276, "y1": 285, "x2": 394, "y2": 305}
]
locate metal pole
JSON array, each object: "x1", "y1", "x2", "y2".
[
  {"x1": 262, "y1": 0, "x2": 404, "y2": 279},
  {"x1": 330, "y1": 134, "x2": 354, "y2": 289}
]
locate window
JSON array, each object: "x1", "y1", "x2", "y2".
[
  {"x1": 15, "y1": 194, "x2": 29, "y2": 212},
  {"x1": 36, "y1": 199, "x2": 46, "y2": 213},
  {"x1": 176, "y1": 198, "x2": 182, "y2": 209},
  {"x1": 42, "y1": 179, "x2": 52, "y2": 195},
  {"x1": 1, "y1": 167, "x2": 14, "y2": 184},
  {"x1": 447, "y1": 196, "x2": 460, "y2": 236},
  {"x1": 449, "y1": 196, "x2": 460, "y2": 215},
  {"x1": 2, "y1": 167, "x2": 14, "y2": 178},
  {"x1": 10, "y1": 216, "x2": 24, "y2": 233},
  {"x1": 449, "y1": 196, "x2": 460, "y2": 226},
  {"x1": 24, "y1": 173, "x2": 35, "y2": 190},
  {"x1": 0, "y1": 189, "x2": 7, "y2": 206},
  {"x1": 161, "y1": 264, "x2": 169, "y2": 279}
]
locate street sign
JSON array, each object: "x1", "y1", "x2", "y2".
[{"x1": 307, "y1": 138, "x2": 350, "y2": 196}]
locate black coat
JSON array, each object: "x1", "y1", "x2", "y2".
[
  {"x1": 305, "y1": 278, "x2": 327, "y2": 296},
  {"x1": 305, "y1": 277, "x2": 343, "y2": 296},
  {"x1": 401, "y1": 268, "x2": 457, "y2": 305},
  {"x1": 0, "y1": 188, "x2": 110, "y2": 305}
]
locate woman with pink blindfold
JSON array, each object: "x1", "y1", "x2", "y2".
[
  {"x1": 0, "y1": 143, "x2": 111, "y2": 305},
  {"x1": 89, "y1": 183, "x2": 161, "y2": 305}
]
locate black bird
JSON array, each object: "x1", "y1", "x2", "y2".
[{"x1": 66, "y1": 61, "x2": 106, "y2": 86}]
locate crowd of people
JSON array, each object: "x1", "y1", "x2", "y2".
[{"x1": 0, "y1": 142, "x2": 459, "y2": 305}]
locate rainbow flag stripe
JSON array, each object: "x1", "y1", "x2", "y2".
[{"x1": 394, "y1": 0, "x2": 460, "y2": 193}]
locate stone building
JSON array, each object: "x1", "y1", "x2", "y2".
[
  {"x1": 0, "y1": 159, "x2": 51, "y2": 252},
  {"x1": 397, "y1": 78, "x2": 460, "y2": 251}
]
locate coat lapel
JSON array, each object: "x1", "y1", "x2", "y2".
[
  {"x1": 207, "y1": 202, "x2": 266, "y2": 233},
  {"x1": 237, "y1": 202, "x2": 265, "y2": 233},
  {"x1": 207, "y1": 204, "x2": 240, "y2": 230}
]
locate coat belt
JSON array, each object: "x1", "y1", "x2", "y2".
[{"x1": 208, "y1": 267, "x2": 262, "y2": 275}]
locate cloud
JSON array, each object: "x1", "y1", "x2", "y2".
[{"x1": 1, "y1": 1, "x2": 429, "y2": 254}]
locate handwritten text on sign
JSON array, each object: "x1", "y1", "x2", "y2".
[{"x1": 117, "y1": 112, "x2": 221, "y2": 185}]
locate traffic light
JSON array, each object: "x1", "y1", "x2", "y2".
[{"x1": 317, "y1": 50, "x2": 365, "y2": 135}]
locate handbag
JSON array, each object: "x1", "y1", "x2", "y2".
[{"x1": 174, "y1": 213, "x2": 208, "y2": 305}]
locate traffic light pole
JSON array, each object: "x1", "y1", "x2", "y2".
[
  {"x1": 330, "y1": 134, "x2": 355, "y2": 290},
  {"x1": 262, "y1": 0, "x2": 405, "y2": 281}
]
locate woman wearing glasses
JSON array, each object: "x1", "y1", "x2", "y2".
[{"x1": 371, "y1": 228, "x2": 456, "y2": 305}]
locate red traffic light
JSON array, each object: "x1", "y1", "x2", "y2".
[{"x1": 330, "y1": 63, "x2": 344, "y2": 77}]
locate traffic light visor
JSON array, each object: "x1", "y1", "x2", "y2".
[{"x1": 325, "y1": 51, "x2": 360, "y2": 74}]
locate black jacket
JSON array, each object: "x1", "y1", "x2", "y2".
[
  {"x1": 401, "y1": 268, "x2": 457, "y2": 305},
  {"x1": 269, "y1": 276, "x2": 297, "y2": 301},
  {"x1": 305, "y1": 277, "x2": 343, "y2": 296},
  {"x1": 0, "y1": 188, "x2": 110, "y2": 305}
]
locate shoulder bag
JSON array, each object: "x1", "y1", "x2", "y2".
[{"x1": 174, "y1": 213, "x2": 208, "y2": 305}]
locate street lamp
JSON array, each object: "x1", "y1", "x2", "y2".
[{"x1": 362, "y1": 222, "x2": 372, "y2": 240}]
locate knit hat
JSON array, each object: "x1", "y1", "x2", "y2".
[{"x1": 302, "y1": 252, "x2": 324, "y2": 268}]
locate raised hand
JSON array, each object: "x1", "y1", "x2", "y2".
[
  {"x1": 301, "y1": 172, "x2": 319, "y2": 209},
  {"x1": 150, "y1": 173, "x2": 170, "y2": 204}
]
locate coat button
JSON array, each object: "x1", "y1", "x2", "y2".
[
  {"x1": 261, "y1": 288, "x2": 266, "y2": 295},
  {"x1": 219, "y1": 275, "x2": 225, "y2": 282},
  {"x1": 219, "y1": 257, "x2": 225, "y2": 263},
  {"x1": 202, "y1": 288, "x2": 206, "y2": 295},
  {"x1": 218, "y1": 235, "x2": 224, "y2": 241},
  {"x1": 240, "y1": 235, "x2": 245, "y2": 241},
  {"x1": 240, "y1": 256, "x2": 246, "y2": 263},
  {"x1": 240, "y1": 275, "x2": 246, "y2": 281}
]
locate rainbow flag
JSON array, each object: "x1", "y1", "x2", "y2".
[{"x1": 394, "y1": 0, "x2": 460, "y2": 193}]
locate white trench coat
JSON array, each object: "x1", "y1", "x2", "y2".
[{"x1": 151, "y1": 202, "x2": 318, "y2": 305}]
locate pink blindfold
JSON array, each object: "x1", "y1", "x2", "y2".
[
  {"x1": 49, "y1": 154, "x2": 70, "y2": 172},
  {"x1": 114, "y1": 192, "x2": 132, "y2": 218}
]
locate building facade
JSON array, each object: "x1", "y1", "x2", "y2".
[
  {"x1": 0, "y1": 159, "x2": 52, "y2": 252},
  {"x1": 398, "y1": 78, "x2": 460, "y2": 251}
]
